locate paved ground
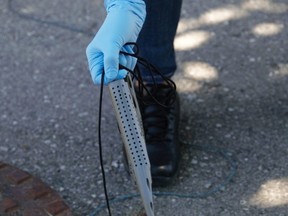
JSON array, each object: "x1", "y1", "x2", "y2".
[{"x1": 1, "y1": 0, "x2": 288, "y2": 215}]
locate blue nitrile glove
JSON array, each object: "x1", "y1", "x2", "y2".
[{"x1": 86, "y1": 0, "x2": 146, "y2": 85}]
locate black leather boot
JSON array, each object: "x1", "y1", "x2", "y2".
[{"x1": 137, "y1": 83, "x2": 180, "y2": 187}]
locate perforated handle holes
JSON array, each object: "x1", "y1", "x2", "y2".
[{"x1": 110, "y1": 83, "x2": 148, "y2": 168}]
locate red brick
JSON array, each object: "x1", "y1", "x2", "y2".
[
  {"x1": 7, "y1": 170, "x2": 31, "y2": 185},
  {"x1": 1, "y1": 198, "x2": 19, "y2": 213},
  {"x1": 0, "y1": 163, "x2": 72, "y2": 215},
  {"x1": 29, "y1": 184, "x2": 51, "y2": 200},
  {"x1": 45, "y1": 201, "x2": 70, "y2": 215}
]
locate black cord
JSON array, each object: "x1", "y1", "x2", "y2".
[
  {"x1": 94, "y1": 49, "x2": 237, "y2": 216},
  {"x1": 98, "y1": 70, "x2": 112, "y2": 216},
  {"x1": 7, "y1": 2, "x2": 238, "y2": 215},
  {"x1": 120, "y1": 45, "x2": 177, "y2": 109},
  {"x1": 89, "y1": 145, "x2": 237, "y2": 215},
  {"x1": 97, "y1": 45, "x2": 178, "y2": 216}
]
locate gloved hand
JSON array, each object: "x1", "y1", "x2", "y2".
[{"x1": 86, "y1": 0, "x2": 146, "y2": 85}]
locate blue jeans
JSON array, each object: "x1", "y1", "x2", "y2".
[{"x1": 137, "y1": 0, "x2": 183, "y2": 83}]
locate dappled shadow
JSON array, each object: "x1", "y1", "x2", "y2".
[
  {"x1": 173, "y1": 0, "x2": 288, "y2": 215},
  {"x1": 0, "y1": 0, "x2": 288, "y2": 215}
]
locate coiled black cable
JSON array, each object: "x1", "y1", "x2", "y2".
[
  {"x1": 7, "y1": 2, "x2": 238, "y2": 215},
  {"x1": 97, "y1": 43, "x2": 178, "y2": 216},
  {"x1": 96, "y1": 45, "x2": 237, "y2": 215}
]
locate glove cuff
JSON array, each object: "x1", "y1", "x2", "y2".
[
  {"x1": 104, "y1": 0, "x2": 146, "y2": 23},
  {"x1": 105, "y1": 0, "x2": 145, "y2": 9}
]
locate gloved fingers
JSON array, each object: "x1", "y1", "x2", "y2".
[
  {"x1": 103, "y1": 45, "x2": 121, "y2": 83},
  {"x1": 118, "y1": 69, "x2": 128, "y2": 80},
  {"x1": 119, "y1": 53, "x2": 128, "y2": 70},
  {"x1": 91, "y1": 63, "x2": 105, "y2": 85},
  {"x1": 87, "y1": 47, "x2": 129, "y2": 85},
  {"x1": 87, "y1": 46, "x2": 136, "y2": 85},
  {"x1": 86, "y1": 49, "x2": 104, "y2": 85},
  {"x1": 121, "y1": 45, "x2": 137, "y2": 71},
  {"x1": 94, "y1": 69, "x2": 127, "y2": 85}
]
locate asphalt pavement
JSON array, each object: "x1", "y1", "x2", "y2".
[{"x1": 1, "y1": 0, "x2": 288, "y2": 215}]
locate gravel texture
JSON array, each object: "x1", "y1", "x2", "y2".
[{"x1": 1, "y1": 0, "x2": 288, "y2": 215}]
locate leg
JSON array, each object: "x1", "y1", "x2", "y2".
[
  {"x1": 136, "y1": 0, "x2": 183, "y2": 186},
  {"x1": 137, "y1": 0, "x2": 183, "y2": 82}
]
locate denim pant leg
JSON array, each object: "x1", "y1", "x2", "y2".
[{"x1": 136, "y1": 0, "x2": 183, "y2": 83}]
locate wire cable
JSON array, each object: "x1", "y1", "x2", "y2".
[
  {"x1": 6, "y1": 2, "x2": 238, "y2": 215},
  {"x1": 98, "y1": 71, "x2": 112, "y2": 216},
  {"x1": 89, "y1": 142, "x2": 237, "y2": 215},
  {"x1": 91, "y1": 47, "x2": 238, "y2": 215}
]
